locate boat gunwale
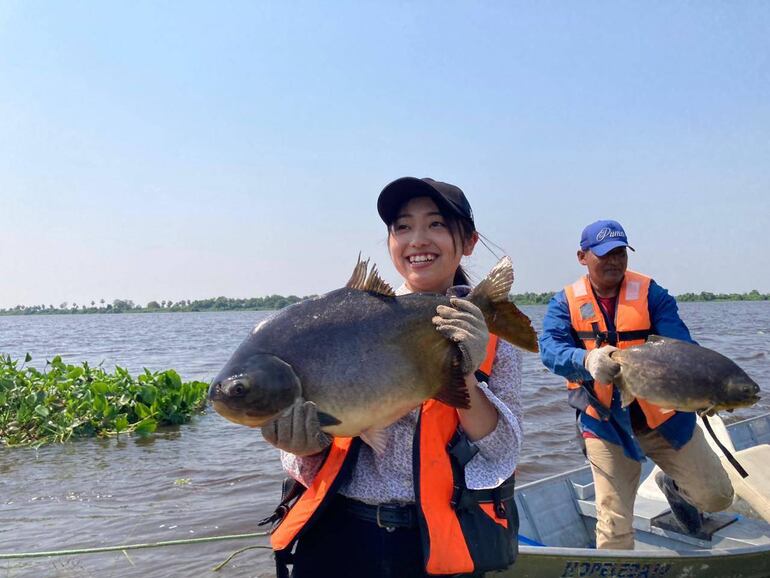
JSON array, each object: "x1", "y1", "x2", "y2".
[{"x1": 518, "y1": 542, "x2": 770, "y2": 559}]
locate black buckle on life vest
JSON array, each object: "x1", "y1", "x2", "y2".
[
  {"x1": 447, "y1": 428, "x2": 480, "y2": 467},
  {"x1": 450, "y1": 484, "x2": 479, "y2": 512},
  {"x1": 447, "y1": 428, "x2": 480, "y2": 512},
  {"x1": 590, "y1": 322, "x2": 618, "y2": 347},
  {"x1": 258, "y1": 477, "x2": 305, "y2": 530},
  {"x1": 492, "y1": 486, "x2": 506, "y2": 518},
  {"x1": 450, "y1": 484, "x2": 463, "y2": 510}
]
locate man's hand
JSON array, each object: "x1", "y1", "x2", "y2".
[
  {"x1": 261, "y1": 399, "x2": 332, "y2": 456},
  {"x1": 433, "y1": 298, "x2": 490, "y2": 375},
  {"x1": 584, "y1": 346, "x2": 621, "y2": 383}
]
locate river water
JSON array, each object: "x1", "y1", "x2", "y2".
[{"x1": 1, "y1": 302, "x2": 768, "y2": 577}]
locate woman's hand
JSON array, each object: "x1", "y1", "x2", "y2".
[
  {"x1": 433, "y1": 298, "x2": 490, "y2": 375},
  {"x1": 261, "y1": 399, "x2": 332, "y2": 456}
]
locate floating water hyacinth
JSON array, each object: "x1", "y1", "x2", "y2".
[{"x1": 0, "y1": 354, "x2": 209, "y2": 447}]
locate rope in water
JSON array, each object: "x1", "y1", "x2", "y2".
[{"x1": 0, "y1": 531, "x2": 271, "y2": 560}]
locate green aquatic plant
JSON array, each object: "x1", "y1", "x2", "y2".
[{"x1": 0, "y1": 354, "x2": 209, "y2": 447}]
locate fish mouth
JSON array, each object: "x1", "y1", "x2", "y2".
[
  {"x1": 711, "y1": 394, "x2": 761, "y2": 413},
  {"x1": 210, "y1": 400, "x2": 276, "y2": 428}
]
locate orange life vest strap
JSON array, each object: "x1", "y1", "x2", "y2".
[
  {"x1": 271, "y1": 437, "x2": 355, "y2": 550},
  {"x1": 478, "y1": 334, "x2": 499, "y2": 377},
  {"x1": 418, "y1": 400, "x2": 475, "y2": 574},
  {"x1": 420, "y1": 333, "x2": 499, "y2": 574}
]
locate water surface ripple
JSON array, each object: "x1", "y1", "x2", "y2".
[{"x1": 1, "y1": 302, "x2": 768, "y2": 576}]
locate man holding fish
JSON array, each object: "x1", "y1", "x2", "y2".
[{"x1": 539, "y1": 219, "x2": 741, "y2": 550}]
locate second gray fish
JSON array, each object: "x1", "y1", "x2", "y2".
[{"x1": 612, "y1": 335, "x2": 761, "y2": 415}]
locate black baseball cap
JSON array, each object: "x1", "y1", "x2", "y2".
[{"x1": 377, "y1": 177, "x2": 475, "y2": 228}]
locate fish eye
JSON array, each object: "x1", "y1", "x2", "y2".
[
  {"x1": 743, "y1": 383, "x2": 759, "y2": 395},
  {"x1": 228, "y1": 381, "x2": 246, "y2": 397}
]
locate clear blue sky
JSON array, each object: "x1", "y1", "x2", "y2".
[{"x1": 1, "y1": 1, "x2": 768, "y2": 309}]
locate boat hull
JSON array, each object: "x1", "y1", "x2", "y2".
[
  {"x1": 504, "y1": 413, "x2": 770, "y2": 577},
  {"x1": 505, "y1": 544, "x2": 770, "y2": 577}
]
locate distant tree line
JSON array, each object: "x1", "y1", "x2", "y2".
[
  {"x1": 0, "y1": 295, "x2": 313, "y2": 316},
  {"x1": 510, "y1": 292, "x2": 557, "y2": 305},
  {"x1": 510, "y1": 291, "x2": 770, "y2": 305},
  {"x1": 1, "y1": 290, "x2": 767, "y2": 316},
  {"x1": 511, "y1": 290, "x2": 770, "y2": 305},
  {"x1": 675, "y1": 290, "x2": 769, "y2": 302}
]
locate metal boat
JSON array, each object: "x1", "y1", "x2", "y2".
[{"x1": 506, "y1": 413, "x2": 770, "y2": 577}]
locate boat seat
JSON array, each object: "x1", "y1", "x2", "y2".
[
  {"x1": 636, "y1": 414, "x2": 770, "y2": 524},
  {"x1": 720, "y1": 444, "x2": 770, "y2": 524},
  {"x1": 637, "y1": 414, "x2": 734, "y2": 503}
]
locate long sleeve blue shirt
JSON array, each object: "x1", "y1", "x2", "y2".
[{"x1": 539, "y1": 278, "x2": 696, "y2": 461}]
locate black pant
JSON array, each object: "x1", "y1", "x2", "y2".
[{"x1": 289, "y1": 497, "x2": 483, "y2": 578}]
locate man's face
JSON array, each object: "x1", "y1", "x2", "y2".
[{"x1": 577, "y1": 246, "x2": 628, "y2": 294}]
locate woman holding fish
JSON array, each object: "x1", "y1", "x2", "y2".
[
  {"x1": 539, "y1": 219, "x2": 737, "y2": 550},
  {"x1": 247, "y1": 177, "x2": 534, "y2": 577}
]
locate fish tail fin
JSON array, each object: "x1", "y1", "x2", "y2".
[{"x1": 469, "y1": 256, "x2": 539, "y2": 352}]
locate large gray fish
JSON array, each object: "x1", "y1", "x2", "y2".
[
  {"x1": 209, "y1": 256, "x2": 538, "y2": 450},
  {"x1": 612, "y1": 335, "x2": 761, "y2": 415}
]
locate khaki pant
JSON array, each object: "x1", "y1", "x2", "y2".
[{"x1": 586, "y1": 426, "x2": 734, "y2": 549}]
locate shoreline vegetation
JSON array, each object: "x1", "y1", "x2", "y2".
[
  {"x1": 0, "y1": 291, "x2": 769, "y2": 316},
  {"x1": 0, "y1": 354, "x2": 208, "y2": 447}
]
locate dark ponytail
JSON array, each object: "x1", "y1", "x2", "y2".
[{"x1": 452, "y1": 266, "x2": 471, "y2": 286}]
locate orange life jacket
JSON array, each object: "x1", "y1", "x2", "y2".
[
  {"x1": 271, "y1": 334, "x2": 517, "y2": 575},
  {"x1": 564, "y1": 271, "x2": 675, "y2": 429}
]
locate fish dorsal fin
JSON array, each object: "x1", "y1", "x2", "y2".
[
  {"x1": 469, "y1": 256, "x2": 513, "y2": 303},
  {"x1": 345, "y1": 255, "x2": 395, "y2": 297}
]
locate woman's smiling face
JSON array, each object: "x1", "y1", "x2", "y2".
[{"x1": 388, "y1": 196, "x2": 476, "y2": 294}]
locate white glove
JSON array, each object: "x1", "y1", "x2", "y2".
[
  {"x1": 584, "y1": 346, "x2": 620, "y2": 383},
  {"x1": 433, "y1": 298, "x2": 490, "y2": 375},
  {"x1": 261, "y1": 399, "x2": 332, "y2": 456}
]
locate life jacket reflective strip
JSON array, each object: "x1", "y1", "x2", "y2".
[
  {"x1": 564, "y1": 272, "x2": 675, "y2": 429},
  {"x1": 270, "y1": 334, "x2": 500, "y2": 575}
]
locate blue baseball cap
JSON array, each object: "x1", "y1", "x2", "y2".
[{"x1": 580, "y1": 220, "x2": 635, "y2": 257}]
